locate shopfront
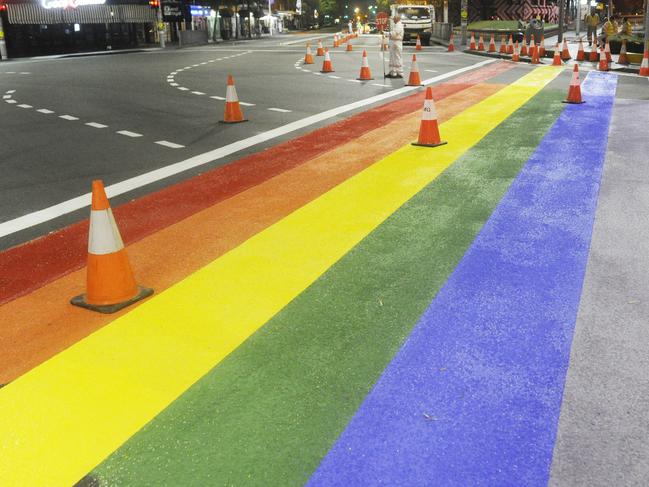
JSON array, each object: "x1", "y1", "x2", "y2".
[{"x1": 0, "y1": 0, "x2": 157, "y2": 58}]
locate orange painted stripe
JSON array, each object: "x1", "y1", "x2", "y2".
[{"x1": 0, "y1": 83, "x2": 503, "y2": 385}]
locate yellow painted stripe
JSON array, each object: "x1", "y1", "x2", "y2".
[{"x1": 0, "y1": 67, "x2": 561, "y2": 486}]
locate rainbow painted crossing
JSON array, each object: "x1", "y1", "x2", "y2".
[{"x1": 0, "y1": 65, "x2": 623, "y2": 486}]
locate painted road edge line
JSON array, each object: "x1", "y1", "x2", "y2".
[{"x1": 0, "y1": 59, "x2": 496, "y2": 239}]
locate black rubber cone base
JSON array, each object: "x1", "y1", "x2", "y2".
[
  {"x1": 219, "y1": 119, "x2": 248, "y2": 124},
  {"x1": 71, "y1": 286, "x2": 154, "y2": 314},
  {"x1": 411, "y1": 140, "x2": 448, "y2": 148},
  {"x1": 357, "y1": 77, "x2": 374, "y2": 81},
  {"x1": 562, "y1": 100, "x2": 586, "y2": 104}
]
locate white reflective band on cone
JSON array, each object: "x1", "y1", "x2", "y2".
[
  {"x1": 362, "y1": 55, "x2": 369, "y2": 67},
  {"x1": 411, "y1": 61, "x2": 419, "y2": 72},
  {"x1": 88, "y1": 209, "x2": 125, "y2": 255},
  {"x1": 421, "y1": 100, "x2": 437, "y2": 121},
  {"x1": 226, "y1": 84, "x2": 238, "y2": 102},
  {"x1": 325, "y1": 51, "x2": 331, "y2": 61},
  {"x1": 571, "y1": 71, "x2": 579, "y2": 86}
]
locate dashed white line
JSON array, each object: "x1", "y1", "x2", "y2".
[
  {"x1": 171, "y1": 71, "x2": 178, "y2": 75},
  {"x1": 5, "y1": 100, "x2": 16, "y2": 104},
  {"x1": 170, "y1": 83, "x2": 179, "y2": 87},
  {"x1": 155, "y1": 140, "x2": 185, "y2": 149},
  {"x1": 19, "y1": 72, "x2": 30, "y2": 75},
  {"x1": 268, "y1": 108, "x2": 292, "y2": 113},
  {"x1": 59, "y1": 115, "x2": 79, "y2": 120},
  {"x1": 372, "y1": 83, "x2": 387, "y2": 87},
  {"x1": 86, "y1": 122, "x2": 108, "y2": 129},
  {"x1": 425, "y1": 69, "x2": 438, "y2": 73},
  {"x1": 6, "y1": 90, "x2": 15, "y2": 94},
  {"x1": 116, "y1": 130, "x2": 143, "y2": 138},
  {"x1": 328, "y1": 75, "x2": 340, "y2": 79},
  {"x1": 191, "y1": 91, "x2": 206, "y2": 95},
  {"x1": 17, "y1": 104, "x2": 32, "y2": 109},
  {"x1": 2, "y1": 95, "x2": 11, "y2": 99},
  {"x1": 239, "y1": 102, "x2": 255, "y2": 107},
  {"x1": 313, "y1": 72, "x2": 323, "y2": 75},
  {"x1": 348, "y1": 79, "x2": 362, "y2": 83},
  {"x1": 37, "y1": 109, "x2": 54, "y2": 114},
  {"x1": 6, "y1": 71, "x2": 15, "y2": 74},
  {"x1": 177, "y1": 87, "x2": 189, "y2": 91},
  {"x1": 210, "y1": 95, "x2": 225, "y2": 100}
]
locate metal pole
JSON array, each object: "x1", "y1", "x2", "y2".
[
  {"x1": 157, "y1": 7, "x2": 166, "y2": 48},
  {"x1": 460, "y1": 0, "x2": 467, "y2": 46},
  {"x1": 268, "y1": 0, "x2": 272, "y2": 35},
  {"x1": 644, "y1": 0, "x2": 648, "y2": 50},
  {"x1": 558, "y1": 0, "x2": 565, "y2": 43},
  {"x1": 576, "y1": 0, "x2": 581, "y2": 37},
  {"x1": 0, "y1": 14, "x2": 8, "y2": 61}
]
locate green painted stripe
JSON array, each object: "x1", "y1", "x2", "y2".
[{"x1": 92, "y1": 88, "x2": 566, "y2": 486}]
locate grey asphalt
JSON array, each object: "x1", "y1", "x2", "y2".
[
  {"x1": 0, "y1": 35, "x2": 481, "y2": 250},
  {"x1": 549, "y1": 98, "x2": 649, "y2": 486}
]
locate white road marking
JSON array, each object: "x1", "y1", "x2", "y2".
[
  {"x1": 191, "y1": 91, "x2": 205, "y2": 95},
  {"x1": 2, "y1": 95, "x2": 11, "y2": 99},
  {"x1": 116, "y1": 130, "x2": 143, "y2": 138},
  {"x1": 313, "y1": 72, "x2": 323, "y2": 75},
  {"x1": 348, "y1": 79, "x2": 362, "y2": 83},
  {"x1": 171, "y1": 71, "x2": 178, "y2": 75},
  {"x1": 200, "y1": 62, "x2": 208, "y2": 65},
  {"x1": 372, "y1": 83, "x2": 387, "y2": 87},
  {"x1": 0, "y1": 59, "x2": 496, "y2": 238},
  {"x1": 37, "y1": 109, "x2": 54, "y2": 114},
  {"x1": 86, "y1": 122, "x2": 108, "y2": 128},
  {"x1": 59, "y1": 115, "x2": 78, "y2": 120},
  {"x1": 425, "y1": 69, "x2": 438, "y2": 73},
  {"x1": 6, "y1": 71, "x2": 15, "y2": 74},
  {"x1": 192, "y1": 64, "x2": 200, "y2": 67},
  {"x1": 155, "y1": 140, "x2": 185, "y2": 149},
  {"x1": 170, "y1": 83, "x2": 179, "y2": 87},
  {"x1": 178, "y1": 87, "x2": 189, "y2": 91},
  {"x1": 329, "y1": 75, "x2": 340, "y2": 79},
  {"x1": 210, "y1": 95, "x2": 225, "y2": 100},
  {"x1": 17, "y1": 104, "x2": 32, "y2": 108},
  {"x1": 183, "y1": 66, "x2": 191, "y2": 69},
  {"x1": 268, "y1": 108, "x2": 292, "y2": 113},
  {"x1": 239, "y1": 102, "x2": 255, "y2": 106},
  {"x1": 5, "y1": 100, "x2": 16, "y2": 104},
  {"x1": 6, "y1": 90, "x2": 16, "y2": 94},
  {"x1": 19, "y1": 72, "x2": 30, "y2": 75}
]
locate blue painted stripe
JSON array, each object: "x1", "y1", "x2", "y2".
[{"x1": 307, "y1": 72, "x2": 618, "y2": 487}]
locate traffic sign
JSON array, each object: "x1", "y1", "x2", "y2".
[{"x1": 376, "y1": 12, "x2": 389, "y2": 31}]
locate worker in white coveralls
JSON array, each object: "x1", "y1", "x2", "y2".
[{"x1": 387, "y1": 14, "x2": 404, "y2": 78}]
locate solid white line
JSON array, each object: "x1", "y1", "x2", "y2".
[
  {"x1": 116, "y1": 130, "x2": 143, "y2": 138},
  {"x1": 0, "y1": 59, "x2": 495, "y2": 238},
  {"x1": 191, "y1": 91, "x2": 206, "y2": 95},
  {"x1": 59, "y1": 115, "x2": 78, "y2": 120},
  {"x1": 210, "y1": 95, "x2": 225, "y2": 100},
  {"x1": 17, "y1": 104, "x2": 32, "y2": 108},
  {"x1": 239, "y1": 102, "x2": 255, "y2": 106},
  {"x1": 155, "y1": 140, "x2": 185, "y2": 149},
  {"x1": 268, "y1": 108, "x2": 292, "y2": 113},
  {"x1": 37, "y1": 109, "x2": 54, "y2": 114},
  {"x1": 86, "y1": 122, "x2": 108, "y2": 128}
]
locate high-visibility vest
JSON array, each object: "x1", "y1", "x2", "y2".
[
  {"x1": 603, "y1": 21, "x2": 617, "y2": 37},
  {"x1": 622, "y1": 21, "x2": 633, "y2": 36},
  {"x1": 586, "y1": 14, "x2": 599, "y2": 27}
]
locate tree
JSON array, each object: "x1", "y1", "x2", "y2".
[
  {"x1": 376, "y1": 0, "x2": 390, "y2": 13},
  {"x1": 318, "y1": 0, "x2": 339, "y2": 17}
]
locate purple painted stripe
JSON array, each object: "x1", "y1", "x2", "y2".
[{"x1": 306, "y1": 72, "x2": 618, "y2": 487}]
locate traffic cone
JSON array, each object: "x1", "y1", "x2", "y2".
[
  {"x1": 71, "y1": 180, "x2": 153, "y2": 313},
  {"x1": 561, "y1": 38, "x2": 571, "y2": 60},
  {"x1": 412, "y1": 87, "x2": 447, "y2": 148},
  {"x1": 346, "y1": 41, "x2": 353, "y2": 52},
  {"x1": 407, "y1": 54, "x2": 423, "y2": 86},
  {"x1": 383, "y1": 37, "x2": 389, "y2": 51},
  {"x1": 448, "y1": 32, "x2": 455, "y2": 52},
  {"x1": 576, "y1": 37, "x2": 585, "y2": 61},
  {"x1": 321, "y1": 48, "x2": 334, "y2": 72},
  {"x1": 539, "y1": 36, "x2": 546, "y2": 57},
  {"x1": 640, "y1": 47, "x2": 649, "y2": 76},
  {"x1": 520, "y1": 37, "x2": 528, "y2": 56},
  {"x1": 488, "y1": 34, "x2": 496, "y2": 53},
  {"x1": 499, "y1": 34, "x2": 507, "y2": 53},
  {"x1": 222, "y1": 74, "x2": 247, "y2": 123},
  {"x1": 469, "y1": 32, "x2": 476, "y2": 50},
  {"x1": 512, "y1": 41, "x2": 520, "y2": 62},
  {"x1": 590, "y1": 40, "x2": 599, "y2": 61},
  {"x1": 605, "y1": 40, "x2": 612, "y2": 62},
  {"x1": 617, "y1": 40, "x2": 629, "y2": 65},
  {"x1": 304, "y1": 43, "x2": 314, "y2": 64},
  {"x1": 530, "y1": 39, "x2": 540, "y2": 64},
  {"x1": 598, "y1": 46, "x2": 609, "y2": 71},
  {"x1": 416, "y1": 35, "x2": 422, "y2": 51},
  {"x1": 316, "y1": 40, "x2": 325, "y2": 56},
  {"x1": 552, "y1": 44, "x2": 562, "y2": 66},
  {"x1": 564, "y1": 64, "x2": 585, "y2": 104},
  {"x1": 333, "y1": 34, "x2": 339, "y2": 48},
  {"x1": 478, "y1": 34, "x2": 485, "y2": 51},
  {"x1": 357, "y1": 49, "x2": 373, "y2": 80},
  {"x1": 507, "y1": 35, "x2": 514, "y2": 54}
]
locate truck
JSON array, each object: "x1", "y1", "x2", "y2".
[{"x1": 389, "y1": 1, "x2": 434, "y2": 45}]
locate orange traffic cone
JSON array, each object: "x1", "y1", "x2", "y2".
[
  {"x1": 605, "y1": 40, "x2": 612, "y2": 62},
  {"x1": 561, "y1": 38, "x2": 571, "y2": 60},
  {"x1": 640, "y1": 47, "x2": 649, "y2": 76},
  {"x1": 407, "y1": 54, "x2": 423, "y2": 86},
  {"x1": 304, "y1": 43, "x2": 314, "y2": 64},
  {"x1": 507, "y1": 35, "x2": 514, "y2": 54},
  {"x1": 333, "y1": 34, "x2": 339, "y2": 48},
  {"x1": 316, "y1": 40, "x2": 325, "y2": 56},
  {"x1": 321, "y1": 48, "x2": 334, "y2": 72},
  {"x1": 469, "y1": 32, "x2": 476, "y2": 50},
  {"x1": 530, "y1": 39, "x2": 540, "y2": 64},
  {"x1": 520, "y1": 37, "x2": 528, "y2": 56},
  {"x1": 590, "y1": 40, "x2": 599, "y2": 62},
  {"x1": 412, "y1": 87, "x2": 447, "y2": 148},
  {"x1": 346, "y1": 41, "x2": 353, "y2": 52},
  {"x1": 357, "y1": 49, "x2": 374, "y2": 80},
  {"x1": 512, "y1": 41, "x2": 520, "y2": 62},
  {"x1": 488, "y1": 34, "x2": 496, "y2": 53},
  {"x1": 478, "y1": 34, "x2": 485, "y2": 51},
  {"x1": 564, "y1": 64, "x2": 585, "y2": 104},
  {"x1": 383, "y1": 37, "x2": 389, "y2": 51},
  {"x1": 598, "y1": 47, "x2": 609, "y2": 71},
  {"x1": 539, "y1": 36, "x2": 546, "y2": 57},
  {"x1": 222, "y1": 74, "x2": 247, "y2": 123},
  {"x1": 416, "y1": 35, "x2": 422, "y2": 51},
  {"x1": 499, "y1": 35, "x2": 507, "y2": 53},
  {"x1": 576, "y1": 37, "x2": 585, "y2": 61},
  {"x1": 448, "y1": 32, "x2": 455, "y2": 52},
  {"x1": 617, "y1": 40, "x2": 629, "y2": 65},
  {"x1": 71, "y1": 180, "x2": 153, "y2": 313},
  {"x1": 552, "y1": 44, "x2": 562, "y2": 66}
]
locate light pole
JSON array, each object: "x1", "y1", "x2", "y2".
[{"x1": 0, "y1": 10, "x2": 8, "y2": 61}]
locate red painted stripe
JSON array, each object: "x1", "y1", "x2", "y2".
[{"x1": 0, "y1": 62, "x2": 514, "y2": 305}]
